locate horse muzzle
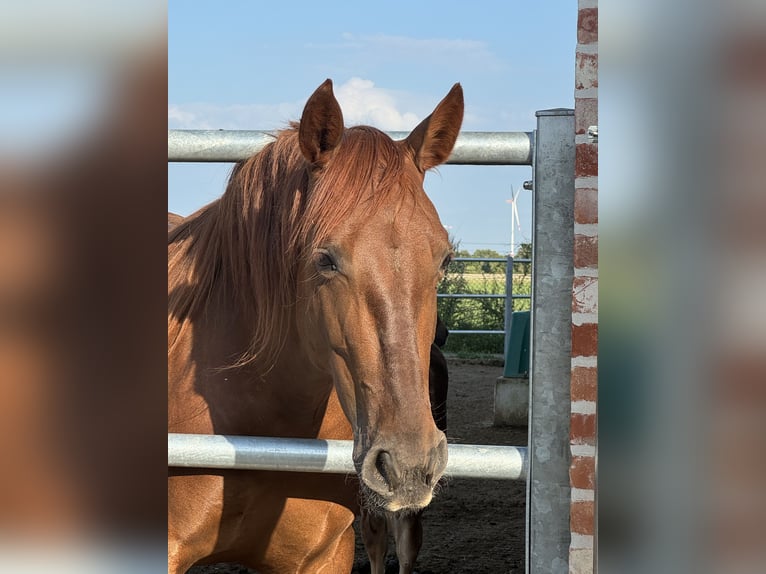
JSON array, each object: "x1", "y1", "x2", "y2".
[{"x1": 358, "y1": 432, "x2": 448, "y2": 512}]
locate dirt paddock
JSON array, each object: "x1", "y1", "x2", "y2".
[{"x1": 189, "y1": 359, "x2": 527, "y2": 574}]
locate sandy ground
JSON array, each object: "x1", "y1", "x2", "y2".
[{"x1": 189, "y1": 359, "x2": 527, "y2": 574}]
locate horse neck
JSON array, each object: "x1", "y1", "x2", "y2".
[
  {"x1": 202, "y1": 273, "x2": 300, "y2": 370},
  {"x1": 170, "y1": 281, "x2": 339, "y2": 437},
  {"x1": 170, "y1": 209, "x2": 346, "y2": 438}
]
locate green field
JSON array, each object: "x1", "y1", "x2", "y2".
[{"x1": 437, "y1": 252, "x2": 531, "y2": 356}]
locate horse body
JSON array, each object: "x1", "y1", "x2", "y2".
[{"x1": 168, "y1": 80, "x2": 463, "y2": 573}]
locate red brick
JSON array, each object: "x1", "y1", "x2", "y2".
[
  {"x1": 574, "y1": 235, "x2": 598, "y2": 269},
  {"x1": 578, "y1": 8, "x2": 598, "y2": 44},
  {"x1": 574, "y1": 187, "x2": 598, "y2": 224},
  {"x1": 575, "y1": 97, "x2": 598, "y2": 135},
  {"x1": 571, "y1": 413, "x2": 597, "y2": 445},
  {"x1": 572, "y1": 323, "x2": 598, "y2": 356},
  {"x1": 570, "y1": 455, "x2": 596, "y2": 490},
  {"x1": 571, "y1": 366, "x2": 597, "y2": 402},
  {"x1": 575, "y1": 51, "x2": 598, "y2": 90},
  {"x1": 575, "y1": 143, "x2": 598, "y2": 177},
  {"x1": 571, "y1": 501, "x2": 595, "y2": 535}
]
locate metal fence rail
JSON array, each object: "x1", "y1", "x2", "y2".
[
  {"x1": 439, "y1": 294, "x2": 506, "y2": 299},
  {"x1": 168, "y1": 433, "x2": 528, "y2": 481},
  {"x1": 439, "y1": 256, "x2": 532, "y2": 337},
  {"x1": 168, "y1": 130, "x2": 535, "y2": 165}
]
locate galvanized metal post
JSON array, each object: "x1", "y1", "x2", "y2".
[{"x1": 527, "y1": 109, "x2": 575, "y2": 573}]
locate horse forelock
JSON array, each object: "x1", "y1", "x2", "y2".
[
  {"x1": 168, "y1": 123, "x2": 430, "y2": 371},
  {"x1": 296, "y1": 125, "x2": 416, "y2": 250}
]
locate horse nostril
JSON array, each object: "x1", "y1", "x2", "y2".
[
  {"x1": 375, "y1": 450, "x2": 400, "y2": 491},
  {"x1": 425, "y1": 435, "x2": 448, "y2": 483}
]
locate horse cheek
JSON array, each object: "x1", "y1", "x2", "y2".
[{"x1": 327, "y1": 353, "x2": 359, "y2": 433}]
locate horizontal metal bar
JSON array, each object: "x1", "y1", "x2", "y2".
[
  {"x1": 168, "y1": 433, "x2": 527, "y2": 480},
  {"x1": 437, "y1": 293, "x2": 506, "y2": 299},
  {"x1": 447, "y1": 330, "x2": 505, "y2": 335},
  {"x1": 449, "y1": 258, "x2": 530, "y2": 264},
  {"x1": 168, "y1": 130, "x2": 534, "y2": 165},
  {"x1": 451, "y1": 257, "x2": 508, "y2": 263},
  {"x1": 436, "y1": 294, "x2": 529, "y2": 300}
]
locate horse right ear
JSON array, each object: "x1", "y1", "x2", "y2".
[
  {"x1": 403, "y1": 83, "x2": 464, "y2": 172},
  {"x1": 299, "y1": 79, "x2": 345, "y2": 168}
]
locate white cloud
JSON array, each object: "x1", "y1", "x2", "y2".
[
  {"x1": 167, "y1": 101, "x2": 303, "y2": 130},
  {"x1": 328, "y1": 33, "x2": 503, "y2": 71},
  {"x1": 167, "y1": 104, "x2": 201, "y2": 128},
  {"x1": 168, "y1": 77, "x2": 426, "y2": 132},
  {"x1": 334, "y1": 77, "x2": 420, "y2": 131},
  {"x1": 349, "y1": 34, "x2": 491, "y2": 57}
]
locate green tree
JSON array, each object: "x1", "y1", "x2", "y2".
[
  {"x1": 438, "y1": 247, "x2": 508, "y2": 355},
  {"x1": 514, "y1": 242, "x2": 532, "y2": 275},
  {"x1": 471, "y1": 248, "x2": 505, "y2": 273}
]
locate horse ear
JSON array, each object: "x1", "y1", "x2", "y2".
[
  {"x1": 404, "y1": 83, "x2": 464, "y2": 172},
  {"x1": 299, "y1": 79, "x2": 345, "y2": 168}
]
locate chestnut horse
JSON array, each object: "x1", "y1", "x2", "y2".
[
  {"x1": 168, "y1": 79, "x2": 463, "y2": 573},
  {"x1": 170, "y1": 211, "x2": 449, "y2": 574}
]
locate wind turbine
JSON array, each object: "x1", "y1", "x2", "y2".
[{"x1": 505, "y1": 185, "x2": 522, "y2": 255}]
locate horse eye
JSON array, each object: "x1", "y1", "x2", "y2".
[{"x1": 314, "y1": 250, "x2": 338, "y2": 273}]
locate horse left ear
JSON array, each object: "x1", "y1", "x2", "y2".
[
  {"x1": 299, "y1": 79, "x2": 345, "y2": 168},
  {"x1": 403, "y1": 83, "x2": 464, "y2": 172}
]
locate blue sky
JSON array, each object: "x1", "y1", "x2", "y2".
[{"x1": 168, "y1": 1, "x2": 576, "y2": 253}]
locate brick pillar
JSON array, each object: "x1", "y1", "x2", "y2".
[{"x1": 570, "y1": 0, "x2": 598, "y2": 573}]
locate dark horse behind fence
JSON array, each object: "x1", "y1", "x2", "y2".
[{"x1": 168, "y1": 79, "x2": 463, "y2": 574}]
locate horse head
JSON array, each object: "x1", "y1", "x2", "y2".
[{"x1": 295, "y1": 79, "x2": 463, "y2": 513}]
